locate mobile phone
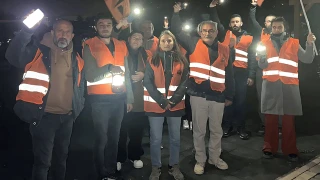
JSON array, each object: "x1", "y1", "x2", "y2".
[
  {"x1": 23, "y1": 9, "x2": 44, "y2": 29},
  {"x1": 182, "y1": 2, "x2": 188, "y2": 9}
]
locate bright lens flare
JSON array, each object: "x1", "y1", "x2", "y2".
[
  {"x1": 112, "y1": 74, "x2": 125, "y2": 86},
  {"x1": 256, "y1": 44, "x2": 266, "y2": 52},
  {"x1": 133, "y1": 8, "x2": 141, "y2": 15},
  {"x1": 23, "y1": 9, "x2": 44, "y2": 29}
]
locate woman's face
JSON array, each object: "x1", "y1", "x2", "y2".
[{"x1": 159, "y1": 34, "x2": 174, "y2": 52}]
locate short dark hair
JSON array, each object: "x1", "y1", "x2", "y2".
[
  {"x1": 271, "y1": 16, "x2": 289, "y2": 31},
  {"x1": 230, "y1": 14, "x2": 242, "y2": 21},
  {"x1": 53, "y1": 19, "x2": 73, "y2": 31},
  {"x1": 94, "y1": 14, "x2": 113, "y2": 26},
  {"x1": 128, "y1": 30, "x2": 144, "y2": 38}
]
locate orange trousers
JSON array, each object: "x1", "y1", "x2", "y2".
[{"x1": 263, "y1": 114, "x2": 299, "y2": 155}]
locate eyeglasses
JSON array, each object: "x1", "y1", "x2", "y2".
[{"x1": 201, "y1": 29, "x2": 216, "y2": 34}]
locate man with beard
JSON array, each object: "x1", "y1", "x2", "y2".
[
  {"x1": 171, "y1": 2, "x2": 235, "y2": 175},
  {"x1": 249, "y1": 0, "x2": 277, "y2": 135},
  {"x1": 256, "y1": 17, "x2": 316, "y2": 161},
  {"x1": 210, "y1": 0, "x2": 257, "y2": 140},
  {"x1": 83, "y1": 14, "x2": 134, "y2": 180},
  {"x1": 139, "y1": 20, "x2": 159, "y2": 55},
  {"x1": 5, "y1": 19, "x2": 85, "y2": 180}
]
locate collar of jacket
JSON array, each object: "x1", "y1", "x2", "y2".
[
  {"x1": 232, "y1": 30, "x2": 247, "y2": 37},
  {"x1": 202, "y1": 38, "x2": 219, "y2": 50}
]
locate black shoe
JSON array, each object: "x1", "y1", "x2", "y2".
[
  {"x1": 288, "y1": 154, "x2": 298, "y2": 162},
  {"x1": 237, "y1": 128, "x2": 251, "y2": 140},
  {"x1": 223, "y1": 127, "x2": 233, "y2": 138},
  {"x1": 258, "y1": 126, "x2": 265, "y2": 136},
  {"x1": 263, "y1": 151, "x2": 273, "y2": 159}
]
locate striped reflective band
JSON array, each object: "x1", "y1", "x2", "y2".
[
  {"x1": 19, "y1": 83, "x2": 48, "y2": 94},
  {"x1": 189, "y1": 63, "x2": 225, "y2": 75},
  {"x1": 267, "y1": 57, "x2": 298, "y2": 67},
  {"x1": 190, "y1": 71, "x2": 225, "y2": 83},
  {"x1": 23, "y1": 71, "x2": 49, "y2": 82},
  {"x1": 235, "y1": 49, "x2": 248, "y2": 56},
  {"x1": 235, "y1": 56, "x2": 248, "y2": 62},
  {"x1": 263, "y1": 70, "x2": 298, "y2": 78},
  {"x1": 87, "y1": 78, "x2": 112, "y2": 86},
  {"x1": 144, "y1": 95, "x2": 185, "y2": 103},
  {"x1": 143, "y1": 86, "x2": 179, "y2": 93}
]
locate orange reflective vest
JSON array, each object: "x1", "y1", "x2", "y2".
[
  {"x1": 223, "y1": 30, "x2": 253, "y2": 69},
  {"x1": 85, "y1": 37, "x2": 128, "y2": 95},
  {"x1": 16, "y1": 49, "x2": 84, "y2": 105},
  {"x1": 144, "y1": 59, "x2": 185, "y2": 113},
  {"x1": 189, "y1": 39, "x2": 229, "y2": 92},
  {"x1": 261, "y1": 37, "x2": 299, "y2": 85},
  {"x1": 261, "y1": 28, "x2": 270, "y2": 42},
  {"x1": 148, "y1": 36, "x2": 159, "y2": 55}
]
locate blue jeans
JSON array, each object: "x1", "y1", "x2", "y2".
[{"x1": 149, "y1": 116, "x2": 181, "y2": 167}]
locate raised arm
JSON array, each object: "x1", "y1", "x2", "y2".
[
  {"x1": 171, "y1": 3, "x2": 199, "y2": 53},
  {"x1": 298, "y1": 33, "x2": 317, "y2": 64},
  {"x1": 249, "y1": 2, "x2": 263, "y2": 33},
  {"x1": 209, "y1": 0, "x2": 226, "y2": 41},
  {"x1": 5, "y1": 28, "x2": 39, "y2": 69}
]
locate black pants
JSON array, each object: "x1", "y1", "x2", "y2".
[
  {"x1": 91, "y1": 101, "x2": 124, "y2": 177},
  {"x1": 181, "y1": 94, "x2": 192, "y2": 122},
  {"x1": 222, "y1": 69, "x2": 248, "y2": 130},
  {"x1": 30, "y1": 113, "x2": 73, "y2": 180},
  {"x1": 117, "y1": 112, "x2": 147, "y2": 163}
]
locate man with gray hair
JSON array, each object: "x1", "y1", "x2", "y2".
[{"x1": 171, "y1": 3, "x2": 235, "y2": 175}]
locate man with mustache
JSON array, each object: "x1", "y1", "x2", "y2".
[
  {"x1": 5, "y1": 19, "x2": 85, "y2": 180},
  {"x1": 249, "y1": 0, "x2": 278, "y2": 136},
  {"x1": 83, "y1": 14, "x2": 134, "y2": 180},
  {"x1": 210, "y1": 0, "x2": 257, "y2": 140},
  {"x1": 171, "y1": 2, "x2": 235, "y2": 175}
]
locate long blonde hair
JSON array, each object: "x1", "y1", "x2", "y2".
[{"x1": 151, "y1": 30, "x2": 188, "y2": 68}]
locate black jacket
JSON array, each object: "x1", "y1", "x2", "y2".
[
  {"x1": 143, "y1": 51, "x2": 189, "y2": 117},
  {"x1": 5, "y1": 29, "x2": 85, "y2": 124},
  {"x1": 171, "y1": 12, "x2": 235, "y2": 103}
]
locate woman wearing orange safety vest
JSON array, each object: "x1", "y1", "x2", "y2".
[
  {"x1": 256, "y1": 17, "x2": 316, "y2": 162},
  {"x1": 143, "y1": 30, "x2": 189, "y2": 180}
]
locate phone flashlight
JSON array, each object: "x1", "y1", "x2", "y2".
[
  {"x1": 183, "y1": 2, "x2": 188, "y2": 9},
  {"x1": 23, "y1": 9, "x2": 44, "y2": 29}
]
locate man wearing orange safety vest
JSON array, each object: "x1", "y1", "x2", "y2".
[
  {"x1": 249, "y1": 0, "x2": 277, "y2": 135},
  {"x1": 5, "y1": 19, "x2": 85, "y2": 180},
  {"x1": 210, "y1": 0, "x2": 257, "y2": 140},
  {"x1": 172, "y1": 3, "x2": 235, "y2": 175},
  {"x1": 82, "y1": 14, "x2": 134, "y2": 180},
  {"x1": 139, "y1": 20, "x2": 159, "y2": 55},
  {"x1": 256, "y1": 17, "x2": 316, "y2": 162}
]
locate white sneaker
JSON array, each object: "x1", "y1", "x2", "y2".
[
  {"x1": 208, "y1": 158, "x2": 228, "y2": 170},
  {"x1": 117, "y1": 162, "x2": 122, "y2": 171},
  {"x1": 194, "y1": 162, "x2": 205, "y2": 175},
  {"x1": 183, "y1": 120, "x2": 189, "y2": 130},
  {"x1": 189, "y1": 121, "x2": 193, "y2": 131},
  {"x1": 131, "y1": 160, "x2": 143, "y2": 169}
]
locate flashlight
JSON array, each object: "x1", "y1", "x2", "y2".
[
  {"x1": 133, "y1": 8, "x2": 141, "y2": 15},
  {"x1": 112, "y1": 74, "x2": 125, "y2": 86},
  {"x1": 183, "y1": 2, "x2": 188, "y2": 9},
  {"x1": 256, "y1": 44, "x2": 266, "y2": 52},
  {"x1": 164, "y1": 16, "x2": 167, "y2": 19},
  {"x1": 184, "y1": 24, "x2": 191, "y2": 30},
  {"x1": 219, "y1": 0, "x2": 225, "y2": 3},
  {"x1": 23, "y1": 9, "x2": 44, "y2": 29}
]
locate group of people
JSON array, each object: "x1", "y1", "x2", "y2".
[{"x1": 5, "y1": 0, "x2": 316, "y2": 180}]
